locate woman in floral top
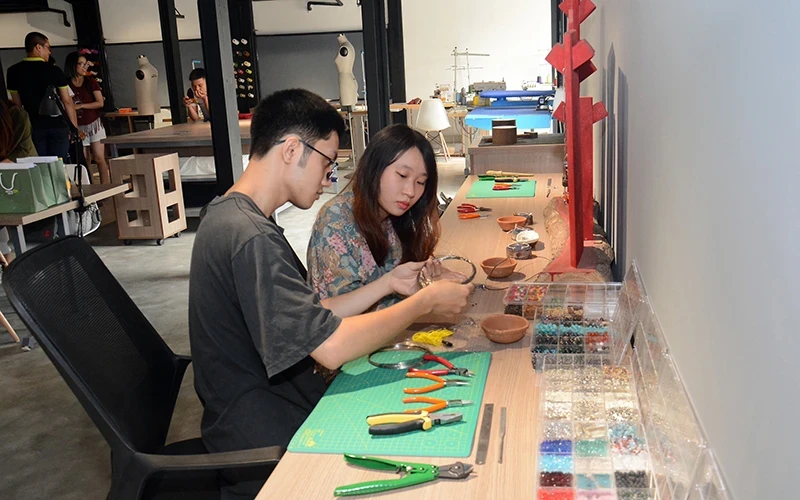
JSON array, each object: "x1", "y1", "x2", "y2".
[{"x1": 308, "y1": 124, "x2": 443, "y2": 310}]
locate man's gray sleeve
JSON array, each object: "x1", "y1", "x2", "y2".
[{"x1": 232, "y1": 232, "x2": 342, "y2": 377}]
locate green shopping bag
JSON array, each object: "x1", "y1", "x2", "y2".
[
  {"x1": 0, "y1": 163, "x2": 50, "y2": 214},
  {"x1": 16, "y1": 156, "x2": 70, "y2": 205}
]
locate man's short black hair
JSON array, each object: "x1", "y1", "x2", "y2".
[
  {"x1": 189, "y1": 68, "x2": 206, "y2": 82},
  {"x1": 25, "y1": 32, "x2": 48, "y2": 53},
  {"x1": 250, "y1": 89, "x2": 345, "y2": 160}
]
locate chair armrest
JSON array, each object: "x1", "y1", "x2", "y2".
[
  {"x1": 175, "y1": 354, "x2": 192, "y2": 365},
  {"x1": 142, "y1": 445, "x2": 285, "y2": 473},
  {"x1": 173, "y1": 354, "x2": 192, "y2": 383}
]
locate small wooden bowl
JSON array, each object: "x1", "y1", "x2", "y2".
[
  {"x1": 481, "y1": 314, "x2": 529, "y2": 344},
  {"x1": 481, "y1": 257, "x2": 517, "y2": 278},
  {"x1": 497, "y1": 216, "x2": 527, "y2": 231}
]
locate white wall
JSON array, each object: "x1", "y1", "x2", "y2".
[
  {"x1": 0, "y1": 0, "x2": 76, "y2": 48},
  {"x1": 99, "y1": 0, "x2": 201, "y2": 43},
  {"x1": 582, "y1": 1, "x2": 800, "y2": 497},
  {"x1": 401, "y1": 0, "x2": 551, "y2": 100},
  {"x1": 97, "y1": 0, "x2": 360, "y2": 43},
  {"x1": 253, "y1": 0, "x2": 361, "y2": 35},
  {"x1": 0, "y1": 0, "x2": 551, "y2": 106}
]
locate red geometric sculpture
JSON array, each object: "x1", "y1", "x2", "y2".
[{"x1": 546, "y1": 0, "x2": 607, "y2": 267}]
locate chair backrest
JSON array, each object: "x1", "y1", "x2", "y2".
[
  {"x1": 415, "y1": 99, "x2": 451, "y2": 132},
  {"x1": 3, "y1": 237, "x2": 182, "y2": 453}
]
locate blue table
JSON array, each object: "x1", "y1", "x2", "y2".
[{"x1": 465, "y1": 106, "x2": 553, "y2": 131}]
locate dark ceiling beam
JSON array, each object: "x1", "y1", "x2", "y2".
[
  {"x1": 361, "y1": 0, "x2": 391, "y2": 137},
  {"x1": 198, "y1": 0, "x2": 244, "y2": 193},
  {"x1": 158, "y1": 0, "x2": 187, "y2": 124}
]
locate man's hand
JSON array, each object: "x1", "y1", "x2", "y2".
[
  {"x1": 183, "y1": 96, "x2": 195, "y2": 108},
  {"x1": 418, "y1": 280, "x2": 473, "y2": 316}
]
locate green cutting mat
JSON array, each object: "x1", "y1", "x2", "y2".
[
  {"x1": 288, "y1": 352, "x2": 491, "y2": 457},
  {"x1": 466, "y1": 179, "x2": 536, "y2": 199}
]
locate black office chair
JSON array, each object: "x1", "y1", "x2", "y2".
[{"x1": 2, "y1": 237, "x2": 283, "y2": 500}]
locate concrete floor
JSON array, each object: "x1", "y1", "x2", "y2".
[{"x1": 0, "y1": 159, "x2": 467, "y2": 500}]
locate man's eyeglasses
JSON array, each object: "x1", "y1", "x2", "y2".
[{"x1": 275, "y1": 138, "x2": 338, "y2": 180}]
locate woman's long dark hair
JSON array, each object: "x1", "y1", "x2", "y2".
[
  {"x1": 351, "y1": 124, "x2": 440, "y2": 266},
  {"x1": 63, "y1": 52, "x2": 83, "y2": 82}
]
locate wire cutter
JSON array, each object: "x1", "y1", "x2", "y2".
[
  {"x1": 457, "y1": 203, "x2": 492, "y2": 213},
  {"x1": 458, "y1": 212, "x2": 489, "y2": 220},
  {"x1": 334, "y1": 454, "x2": 473, "y2": 496},
  {"x1": 408, "y1": 353, "x2": 475, "y2": 377},
  {"x1": 404, "y1": 372, "x2": 470, "y2": 394},
  {"x1": 402, "y1": 396, "x2": 474, "y2": 413},
  {"x1": 366, "y1": 412, "x2": 463, "y2": 435}
]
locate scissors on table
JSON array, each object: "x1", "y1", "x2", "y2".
[
  {"x1": 457, "y1": 203, "x2": 492, "y2": 213},
  {"x1": 334, "y1": 454, "x2": 473, "y2": 496}
]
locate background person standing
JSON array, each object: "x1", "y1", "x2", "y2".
[
  {"x1": 6, "y1": 32, "x2": 77, "y2": 161},
  {"x1": 65, "y1": 52, "x2": 110, "y2": 184}
]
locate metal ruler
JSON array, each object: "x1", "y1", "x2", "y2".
[
  {"x1": 475, "y1": 403, "x2": 494, "y2": 465},
  {"x1": 498, "y1": 407, "x2": 507, "y2": 464}
]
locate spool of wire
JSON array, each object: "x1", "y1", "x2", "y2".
[
  {"x1": 367, "y1": 342, "x2": 432, "y2": 370},
  {"x1": 417, "y1": 255, "x2": 477, "y2": 288}
]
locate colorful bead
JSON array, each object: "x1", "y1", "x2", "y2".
[
  {"x1": 576, "y1": 490, "x2": 617, "y2": 500},
  {"x1": 544, "y1": 421, "x2": 573, "y2": 439},
  {"x1": 575, "y1": 439, "x2": 609, "y2": 457},
  {"x1": 575, "y1": 473, "x2": 613, "y2": 489},
  {"x1": 538, "y1": 489, "x2": 576, "y2": 500},
  {"x1": 613, "y1": 471, "x2": 650, "y2": 489},
  {"x1": 539, "y1": 454, "x2": 574, "y2": 472},
  {"x1": 540, "y1": 471, "x2": 574, "y2": 487},
  {"x1": 541, "y1": 439, "x2": 573, "y2": 454}
]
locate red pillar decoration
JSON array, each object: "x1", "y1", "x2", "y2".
[{"x1": 546, "y1": 0, "x2": 607, "y2": 267}]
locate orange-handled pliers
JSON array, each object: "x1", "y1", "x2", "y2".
[
  {"x1": 408, "y1": 353, "x2": 475, "y2": 377},
  {"x1": 403, "y1": 372, "x2": 470, "y2": 394},
  {"x1": 403, "y1": 396, "x2": 474, "y2": 413},
  {"x1": 458, "y1": 213, "x2": 488, "y2": 220}
]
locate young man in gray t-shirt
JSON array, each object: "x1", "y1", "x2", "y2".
[{"x1": 188, "y1": 88, "x2": 472, "y2": 498}]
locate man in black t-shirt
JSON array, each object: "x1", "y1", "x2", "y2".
[
  {"x1": 6, "y1": 32, "x2": 77, "y2": 160},
  {"x1": 189, "y1": 89, "x2": 472, "y2": 499}
]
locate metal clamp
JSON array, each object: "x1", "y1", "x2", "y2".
[
  {"x1": 368, "y1": 342, "x2": 432, "y2": 370},
  {"x1": 417, "y1": 255, "x2": 477, "y2": 288}
]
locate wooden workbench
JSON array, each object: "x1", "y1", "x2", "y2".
[
  {"x1": 103, "y1": 112, "x2": 367, "y2": 161},
  {"x1": 257, "y1": 174, "x2": 565, "y2": 499}
]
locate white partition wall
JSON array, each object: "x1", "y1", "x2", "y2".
[{"x1": 582, "y1": 1, "x2": 800, "y2": 497}]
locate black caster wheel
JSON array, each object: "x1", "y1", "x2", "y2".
[
  {"x1": 156, "y1": 239, "x2": 165, "y2": 246},
  {"x1": 173, "y1": 232, "x2": 182, "y2": 238},
  {"x1": 123, "y1": 240, "x2": 132, "y2": 246}
]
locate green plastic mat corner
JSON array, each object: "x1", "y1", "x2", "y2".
[
  {"x1": 466, "y1": 179, "x2": 536, "y2": 199},
  {"x1": 288, "y1": 351, "x2": 492, "y2": 457}
]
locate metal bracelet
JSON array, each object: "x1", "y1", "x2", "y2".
[
  {"x1": 367, "y1": 342, "x2": 432, "y2": 370},
  {"x1": 417, "y1": 255, "x2": 477, "y2": 288}
]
